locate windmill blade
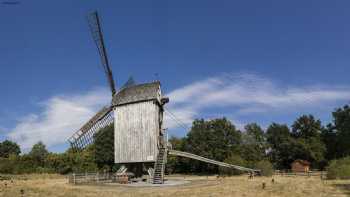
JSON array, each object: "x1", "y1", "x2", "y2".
[
  {"x1": 87, "y1": 11, "x2": 117, "y2": 96},
  {"x1": 120, "y1": 76, "x2": 136, "y2": 90},
  {"x1": 68, "y1": 106, "x2": 114, "y2": 150}
]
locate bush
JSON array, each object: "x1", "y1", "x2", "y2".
[
  {"x1": 254, "y1": 160, "x2": 274, "y2": 176},
  {"x1": 219, "y1": 154, "x2": 247, "y2": 175},
  {"x1": 12, "y1": 154, "x2": 36, "y2": 174},
  {"x1": 0, "y1": 158, "x2": 15, "y2": 173},
  {"x1": 327, "y1": 156, "x2": 350, "y2": 179}
]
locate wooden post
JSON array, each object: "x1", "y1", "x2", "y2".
[{"x1": 73, "y1": 173, "x2": 76, "y2": 185}]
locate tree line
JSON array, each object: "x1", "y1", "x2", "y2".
[
  {"x1": 0, "y1": 125, "x2": 115, "y2": 174},
  {"x1": 168, "y1": 105, "x2": 350, "y2": 175},
  {"x1": 1, "y1": 105, "x2": 350, "y2": 177}
]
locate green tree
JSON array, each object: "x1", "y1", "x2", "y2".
[
  {"x1": 0, "y1": 140, "x2": 21, "y2": 158},
  {"x1": 0, "y1": 158, "x2": 15, "y2": 173},
  {"x1": 327, "y1": 156, "x2": 350, "y2": 179},
  {"x1": 58, "y1": 147, "x2": 98, "y2": 174},
  {"x1": 291, "y1": 115, "x2": 326, "y2": 168},
  {"x1": 327, "y1": 105, "x2": 350, "y2": 158},
  {"x1": 240, "y1": 123, "x2": 267, "y2": 164},
  {"x1": 219, "y1": 154, "x2": 247, "y2": 175},
  {"x1": 322, "y1": 123, "x2": 338, "y2": 161},
  {"x1": 29, "y1": 141, "x2": 49, "y2": 167},
  {"x1": 184, "y1": 118, "x2": 241, "y2": 173},
  {"x1": 166, "y1": 136, "x2": 190, "y2": 174},
  {"x1": 254, "y1": 160, "x2": 273, "y2": 176},
  {"x1": 266, "y1": 123, "x2": 291, "y2": 169},
  {"x1": 13, "y1": 154, "x2": 37, "y2": 174},
  {"x1": 291, "y1": 115, "x2": 322, "y2": 139},
  {"x1": 93, "y1": 124, "x2": 114, "y2": 170}
]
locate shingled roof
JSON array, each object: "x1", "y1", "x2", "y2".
[{"x1": 112, "y1": 81, "x2": 160, "y2": 106}]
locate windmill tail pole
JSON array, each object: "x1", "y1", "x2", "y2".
[{"x1": 168, "y1": 150, "x2": 260, "y2": 173}]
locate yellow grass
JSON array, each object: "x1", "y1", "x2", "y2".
[{"x1": 0, "y1": 174, "x2": 349, "y2": 197}]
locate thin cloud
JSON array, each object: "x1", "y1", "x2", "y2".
[
  {"x1": 164, "y1": 73, "x2": 350, "y2": 130},
  {"x1": 7, "y1": 88, "x2": 110, "y2": 151},
  {"x1": 5, "y1": 73, "x2": 350, "y2": 150}
]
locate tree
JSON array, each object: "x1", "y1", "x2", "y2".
[
  {"x1": 240, "y1": 123, "x2": 267, "y2": 163},
  {"x1": 328, "y1": 105, "x2": 350, "y2": 158},
  {"x1": 56, "y1": 147, "x2": 98, "y2": 174},
  {"x1": 93, "y1": 124, "x2": 115, "y2": 170},
  {"x1": 322, "y1": 123, "x2": 339, "y2": 161},
  {"x1": 266, "y1": 123, "x2": 291, "y2": 169},
  {"x1": 327, "y1": 156, "x2": 350, "y2": 179},
  {"x1": 291, "y1": 115, "x2": 326, "y2": 168},
  {"x1": 29, "y1": 141, "x2": 49, "y2": 166},
  {"x1": 184, "y1": 118, "x2": 241, "y2": 173},
  {"x1": 291, "y1": 115, "x2": 322, "y2": 139},
  {"x1": 166, "y1": 136, "x2": 190, "y2": 174},
  {"x1": 0, "y1": 140, "x2": 21, "y2": 158},
  {"x1": 219, "y1": 154, "x2": 247, "y2": 175},
  {"x1": 254, "y1": 160, "x2": 273, "y2": 176}
]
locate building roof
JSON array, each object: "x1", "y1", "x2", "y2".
[
  {"x1": 112, "y1": 81, "x2": 160, "y2": 106},
  {"x1": 292, "y1": 159, "x2": 310, "y2": 166}
]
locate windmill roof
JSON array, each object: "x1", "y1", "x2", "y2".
[{"x1": 112, "y1": 81, "x2": 160, "y2": 106}]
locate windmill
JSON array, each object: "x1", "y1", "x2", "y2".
[{"x1": 68, "y1": 11, "x2": 259, "y2": 185}]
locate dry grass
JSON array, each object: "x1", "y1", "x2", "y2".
[{"x1": 0, "y1": 174, "x2": 349, "y2": 197}]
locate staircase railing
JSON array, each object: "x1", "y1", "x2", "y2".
[{"x1": 168, "y1": 150, "x2": 259, "y2": 172}]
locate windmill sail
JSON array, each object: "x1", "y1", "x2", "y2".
[
  {"x1": 87, "y1": 11, "x2": 117, "y2": 96},
  {"x1": 120, "y1": 76, "x2": 136, "y2": 90},
  {"x1": 68, "y1": 11, "x2": 117, "y2": 151},
  {"x1": 68, "y1": 106, "x2": 114, "y2": 150}
]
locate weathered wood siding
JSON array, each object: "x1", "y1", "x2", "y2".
[{"x1": 114, "y1": 100, "x2": 160, "y2": 163}]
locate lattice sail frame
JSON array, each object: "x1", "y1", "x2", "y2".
[
  {"x1": 87, "y1": 11, "x2": 116, "y2": 96},
  {"x1": 68, "y1": 106, "x2": 114, "y2": 150}
]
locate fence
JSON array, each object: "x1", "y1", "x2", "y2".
[
  {"x1": 274, "y1": 170, "x2": 327, "y2": 179},
  {"x1": 68, "y1": 172, "x2": 115, "y2": 184}
]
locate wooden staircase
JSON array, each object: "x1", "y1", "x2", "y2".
[{"x1": 153, "y1": 147, "x2": 167, "y2": 184}]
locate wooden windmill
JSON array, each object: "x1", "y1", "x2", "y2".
[{"x1": 68, "y1": 11, "x2": 259, "y2": 185}]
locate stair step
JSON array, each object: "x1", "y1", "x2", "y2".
[{"x1": 153, "y1": 148, "x2": 167, "y2": 184}]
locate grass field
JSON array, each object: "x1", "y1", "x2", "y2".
[{"x1": 0, "y1": 174, "x2": 350, "y2": 197}]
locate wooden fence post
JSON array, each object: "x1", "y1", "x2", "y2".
[{"x1": 73, "y1": 173, "x2": 76, "y2": 185}]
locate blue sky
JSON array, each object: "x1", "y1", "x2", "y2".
[{"x1": 1, "y1": 0, "x2": 350, "y2": 152}]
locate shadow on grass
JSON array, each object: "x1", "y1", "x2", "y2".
[{"x1": 332, "y1": 183, "x2": 350, "y2": 195}]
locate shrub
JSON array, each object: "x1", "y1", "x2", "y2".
[
  {"x1": 13, "y1": 154, "x2": 36, "y2": 174},
  {"x1": 219, "y1": 154, "x2": 247, "y2": 175},
  {"x1": 327, "y1": 156, "x2": 350, "y2": 180},
  {"x1": 58, "y1": 166, "x2": 72, "y2": 175},
  {"x1": 254, "y1": 160, "x2": 274, "y2": 176},
  {"x1": 0, "y1": 158, "x2": 15, "y2": 173}
]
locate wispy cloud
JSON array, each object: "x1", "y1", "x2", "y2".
[
  {"x1": 164, "y1": 73, "x2": 350, "y2": 130},
  {"x1": 7, "y1": 88, "x2": 110, "y2": 151},
  {"x1": 5, "y1": 73, "x2": 350, "y2": 151}
]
